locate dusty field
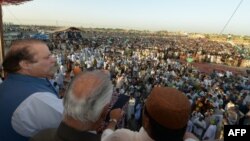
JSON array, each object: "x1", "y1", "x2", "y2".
[{"x1": 190, "y1": 62, "x2": 248, "y2": 75}]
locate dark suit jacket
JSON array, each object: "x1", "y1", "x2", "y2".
[{"x1": 30, "y1": 122, "x2": 101, "y2": 141}]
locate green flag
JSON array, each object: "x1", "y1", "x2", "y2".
[{"x1": 187, "y1": 57, "x2": 193, "y2": 63}]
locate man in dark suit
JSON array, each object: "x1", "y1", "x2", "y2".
[{"x1": 30, "y1": 70, "x2": 122, "y2": 141}]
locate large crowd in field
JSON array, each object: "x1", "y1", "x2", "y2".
[{"x1": 1, "y1": 28, "x2": 250, "y2": 141}]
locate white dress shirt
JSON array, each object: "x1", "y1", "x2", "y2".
[
  {"x1": 102, "y1": 127, "x2": 154, "y2": 141},
  {"x1": 102, "y1": 127, "x2": 198, "y2": 141},
  {"x1": 11, "y1": 92, "x2": 63, "y2": 137}
]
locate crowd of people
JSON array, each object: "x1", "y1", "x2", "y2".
[
  {"x1": 48, "y1": 30, "x2": 249, "y2": 67},
  {"x1": 46, "y1": 29, "x2": 250, "y2": 139},
  {"x1": 0, "y1": 29, "x2": 250, "y2": 141},
  {"x1": 48, "y1": 31, "x2": 250, "y2": 140}
]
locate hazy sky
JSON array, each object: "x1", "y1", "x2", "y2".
[{"x1": 2, "y1": 0, "x2": 250, "y2": 35}]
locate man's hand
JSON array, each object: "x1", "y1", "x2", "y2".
[
  {"x1": 106, "y1": 108, "x2": 124, "y2": 130},
  {"x1": 110, "y1": 108, "x2": 124, "y2": 121}
]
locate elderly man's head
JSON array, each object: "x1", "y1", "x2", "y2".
[
  {"x1": 63, "y1": 70, "x2": 113, "y2": 125},
  {"x1": 3, "y1": 39, "x2": 56, "y2": 78}
]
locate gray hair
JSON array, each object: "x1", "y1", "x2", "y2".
[{"x1": 63, "y1": 70, "x2": 113, "y2": 123}]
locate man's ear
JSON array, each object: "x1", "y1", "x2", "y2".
[{"x1": 19, "y1": 60, "x2": 31, "y2": 69}]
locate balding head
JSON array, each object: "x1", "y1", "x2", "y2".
[
  {"x1": 2, "y1": 39, "x2": 47, "y2": 73},
  {"x1": 2, "y1": 39, "x2": 56, "y2": 78},
  {"x1": 9, "y1": 39, "x2": 45, "y2": 51},
  {"x1": 63, "y1": 70, "x2": 113, "y2": 123}
]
